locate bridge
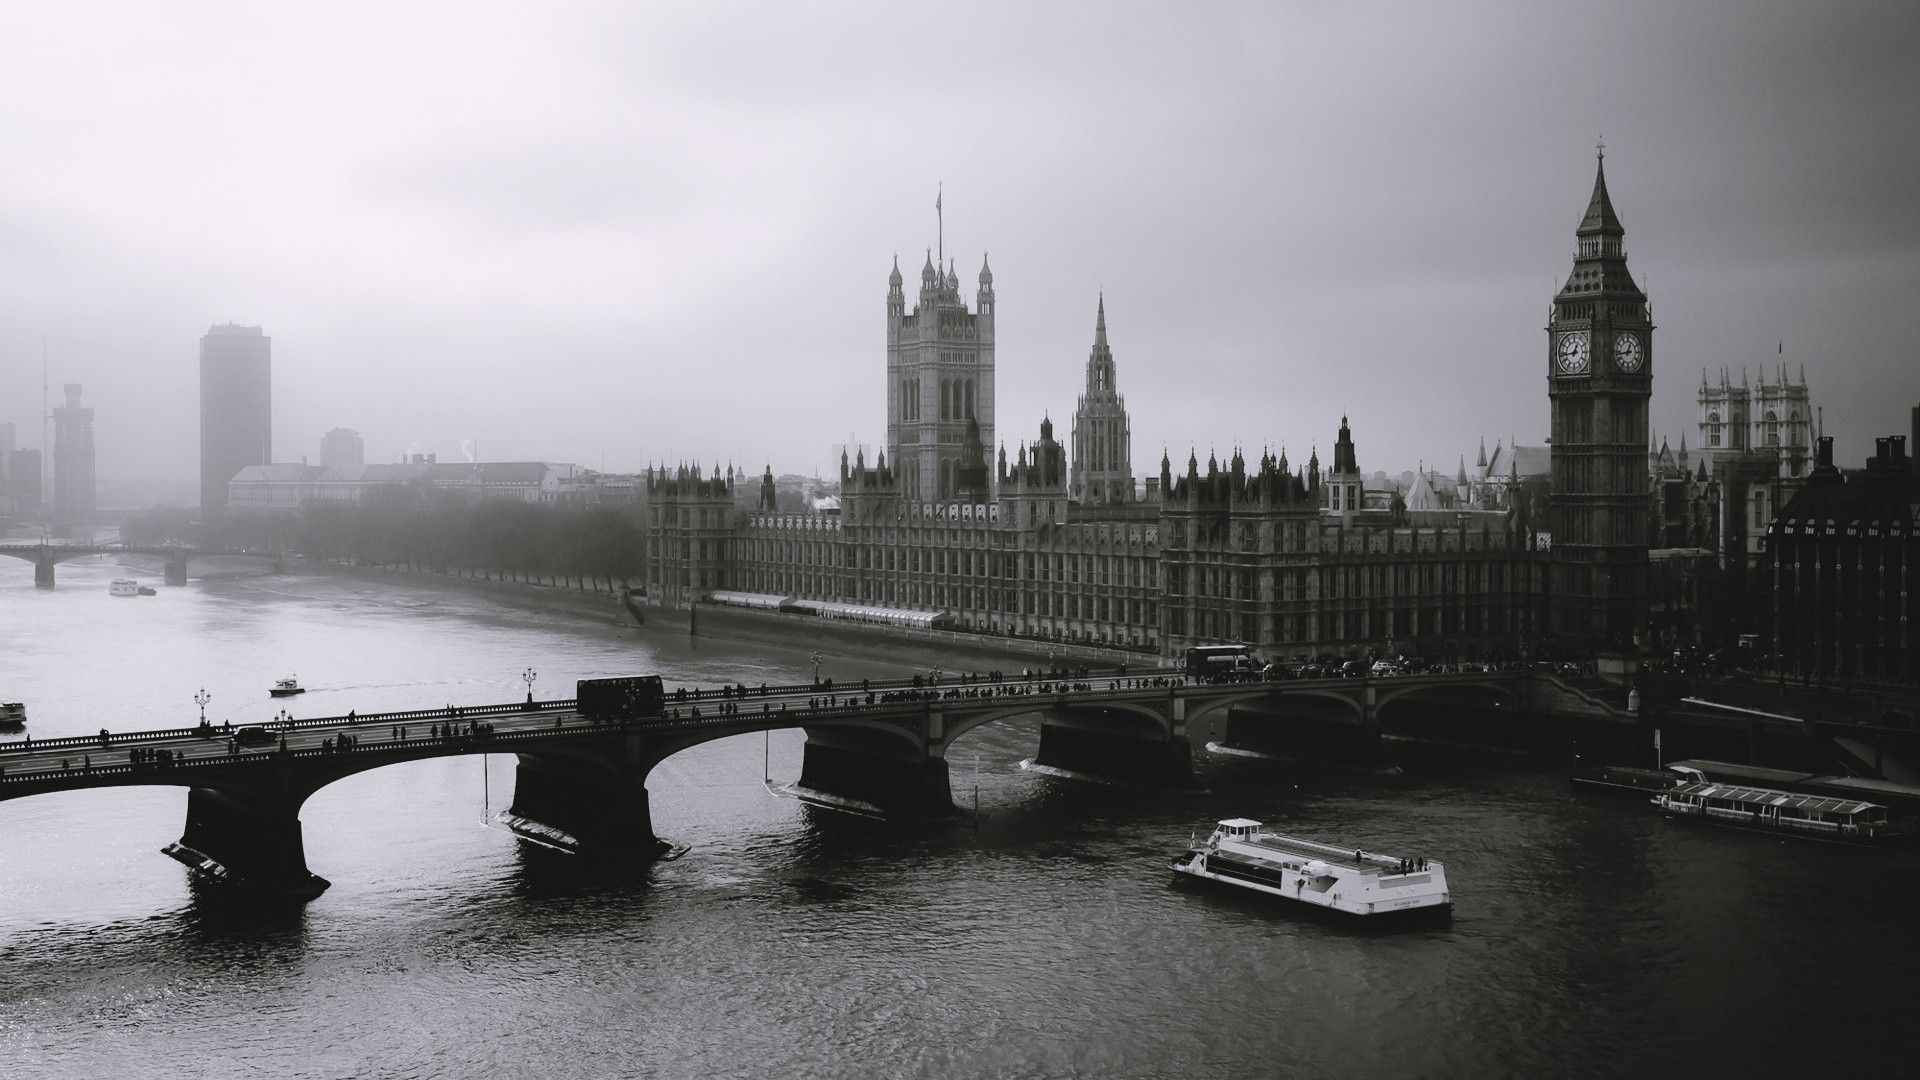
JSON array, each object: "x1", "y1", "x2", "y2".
[
  {"x1": 0, "y1": 667, "x2": 1585, "y2": 898},
  {"x1": 0, "y1": 541, "x2": 281, "y2": 587}
]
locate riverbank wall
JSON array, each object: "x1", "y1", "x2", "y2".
[
  {"x1": 636, "y1": 598, "x2": 1171, "y2": 672},
  {"x1": 276, "y1": 561, "x2": 1168, "y2": 673}
]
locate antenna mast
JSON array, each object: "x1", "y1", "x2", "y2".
[{"x1": 41, "y1": 338, "x2": 50, "y2": 519}]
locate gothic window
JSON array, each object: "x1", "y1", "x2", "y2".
[
  {"x1": 1706, "y1": 411, "x2": 1722, "y2": 448},
  {"x1": 964, "y1": 380, "x2": 975, "y2": 420}
]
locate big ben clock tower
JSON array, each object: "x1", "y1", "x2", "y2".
[{"x1": 1547, "y1": 146, "x2": 1653, "y2": 650}]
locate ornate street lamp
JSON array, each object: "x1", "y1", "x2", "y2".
[
  {"x1": 810, "y1": 652, "x2": 823, "y2": 686},
  {"x1": 194, "y1": 687, "x2": 210, "y2": 725},
  {"x1": 522, "y1": 667, "x2": 538, "y2": 706}
]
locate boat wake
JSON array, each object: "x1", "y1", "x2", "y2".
[
  {"x1": 1205, "y1": 742, "x2": 1406, "y2": 776},
  {"x1": 764, "y1": 781, "x2": 889, "y2": 820}
]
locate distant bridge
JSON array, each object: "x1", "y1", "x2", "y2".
[
  {"x1": 0, "y1": 541, "x2": 281, "y2": 587},
  {"x1": 0, "y1": 667, "x2": 1614, "y2": 898}
]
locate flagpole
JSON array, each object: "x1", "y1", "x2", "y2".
[{"x1": 936, "y1": 182, "x2": 943, "y2": 269}]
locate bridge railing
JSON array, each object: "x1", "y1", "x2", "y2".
[
  {"x1": 0, "y1": 667, "x2": 1520, "y2": 759},
  {"x1": 0, "y1": 670, "x2": 1535, "y2": 788},
  {"x1": 0, "y1": 698, "x2": 581, "y2": 757},
  {"x1": 0, "y1": 723, "x2": 612, "y2": 787}
]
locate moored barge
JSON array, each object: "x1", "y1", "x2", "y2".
[{"x1": 1652, "y1": 781, "x2": 1898, "y2": 845}]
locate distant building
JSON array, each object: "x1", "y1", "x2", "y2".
[
  {"x1": 51, "y1": 384, "x2": 96, "y2": 519},
  {"x1": 0, "y1": 421, "x2": 13, "y2": 483},
  {"x1": 320, "y1": 427, "x2": 365, "y2": 466},
  {"x1": 200, "y1": 323, "x2": 272, "y2": 521},
  {"x1": 8, "y1": 449, "x2": 43, "y2": 514},
  {"x1": 1770, "y1": 435, "x2": 1919, "y2": 682},
  {"x1": 1695, "y1": 363, "x2": 1818, "y2": 638},
  {"x1": 227, "y1": 461, "x2": 585, "y2": 515}
]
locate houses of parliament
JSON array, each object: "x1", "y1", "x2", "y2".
[{"x1": 645, "y1": 157, "x2": 1738, "y2": 660}]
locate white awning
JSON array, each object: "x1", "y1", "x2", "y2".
[{"x1": 708, "y1": 590, "x2": 787, "y2": 610}]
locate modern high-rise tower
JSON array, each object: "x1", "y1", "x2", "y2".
[
  {"x1": 1546, "y1": 151, "x2": 1653, "y2": 648},
  {"x1": 200, "y1": 323, "x2": 272, "y2": 521},
  {"x1": 51, "y1": 383, "x2": 96, "y2": 519},
  {"x1": 886, "y1": 250, "x2": 995, "y2": 502},
  {"x1": 1070, "y1": 295, "x2": 1133, "y2": 505}
]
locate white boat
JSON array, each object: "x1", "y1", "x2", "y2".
[
  {"x1": 1652, "y1": 781, "x2": 1900, "y2": 845},
  {"x1": 1170, "y1": 818, "x2": 1451, "y2": 918},
  {"x1": 270, "y1": 676, "x2": 306, "y2": 697},
  {"x1": 109, "y1": 579, "x2": 141, "y2": 597}
]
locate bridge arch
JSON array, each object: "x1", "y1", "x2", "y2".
[
  {"x1": 1185, "y1": 687, "x2": 1367, "y2": 728},
  {"x1": 1375, "y1": 679, "x2": 1519, "y2": 715},
  {"x1": 940, "y1": 697, "x2": 1173, "y2": 749}
]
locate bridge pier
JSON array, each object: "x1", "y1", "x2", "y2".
[
  {"x1": 796, "y1": 728, "x2": 953, "y2": 816},
  {"x1": 165, "y1": 551, "x2": 189, "y2": 586},
  {"x1": 34, "y1": 550, "x2": 55, "y2": 588},
  {"x1": 164, "y1": 784, "x2": 331, "y2": 898},
  {"x1": 502, "y1": 745, "x2": 666, "y2": 857},
  {"x1": 1034, "y1": 706, "x2": 1192, "y2": 786}
]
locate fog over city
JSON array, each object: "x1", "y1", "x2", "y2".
[{"x1": 2, "y1": 1, "x2": 1915, "y2": 489}]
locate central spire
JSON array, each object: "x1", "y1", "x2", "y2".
[{"x1": 1579, "y1": 147, "x2": 1624, "y2": 236}]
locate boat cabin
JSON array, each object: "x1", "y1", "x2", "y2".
[{"x1": 1212, "y1": 818, "x2": 1263, "y2": 840}]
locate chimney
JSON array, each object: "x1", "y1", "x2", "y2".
[{"x1": 1815, "y1": 435, "x2": 1835, "y2": 470}]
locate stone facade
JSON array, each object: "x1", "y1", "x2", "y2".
[
  {"x1": 1770, "y1": 435, "x2": 1920, "y2": 682},
  {"x1": 887, "y1": 252, "x2": 994, "y2": 502},
  {"x1": 1071, "y1": 296, "x2": 1132, "y2": 506},
  {"x1": 1546, "y1": 152, "x2": 1654, "y2": 650}
]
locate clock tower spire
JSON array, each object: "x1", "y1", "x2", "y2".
[{"x1": 1546, "y1": 147, "x2": 1654, "y2": 650}]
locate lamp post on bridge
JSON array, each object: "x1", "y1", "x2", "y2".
[
  {"x1": 810, "y1": 652, "x2": 823, "y2": 687},
  {"x1": 194, "y1": 688, "x2": 210, "y2": 725},
  {"x1": 522, "y1": 667, "x2": 538, "y2": 710}
]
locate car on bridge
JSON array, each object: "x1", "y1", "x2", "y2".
[{"x1": 233, "y1": 725, "x2": 276, "y2": 747}]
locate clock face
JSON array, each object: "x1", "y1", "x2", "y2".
[
  {"x1": 1613, "y1": 332, "x2": 1644, "y2": 372},
  {"x1": 1556, "y1": 331, "x2": 1590, "y2": 374}
]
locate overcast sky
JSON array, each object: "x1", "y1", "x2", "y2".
[{"x1": 2, "y1": 1, "x2": 1916, "y2": 489}]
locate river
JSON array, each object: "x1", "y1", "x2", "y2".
[{"x1": 1, "y1": 557, "x2": 1914, "y2": 1078}]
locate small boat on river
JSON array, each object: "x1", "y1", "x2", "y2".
[
  {"x1": 270, "y1": 676, "x2": 306, "y2": 697},
  {"x1": 0, "y1": 702, "x2": 24, "y2": 731},
  {"x1": 1572, "y1": 762, "x2": 1698, "y2": 796},
  {"x1": 1170, "y1": 818, "x2": 1451, "y2": 918},
  {"x1": 1652, "y1": 781, "x2": 1899, "y2": 845},
  {"x1": 109, "y1": 579, "x2": 141, "y2": 597}
]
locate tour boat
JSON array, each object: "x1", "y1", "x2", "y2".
[
  {"x1": 109, "y1": 579, "x2": 141, "y2": 597},
  {"x1": 137, "y1": 585, "x2": 157, "y2": 596},
  {"x1": 270, "y1": 676, "x2": 306, "y2": 697},
  {"x1": 0, "y1": 702, "x2": 24, "y2": 731},
  {"x1": 1652, "y1": 781, "x2": 1898, "y2": 845},
  {"x1": 1170, "y1": 818, "x2": 1451, "y2": 918}
]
